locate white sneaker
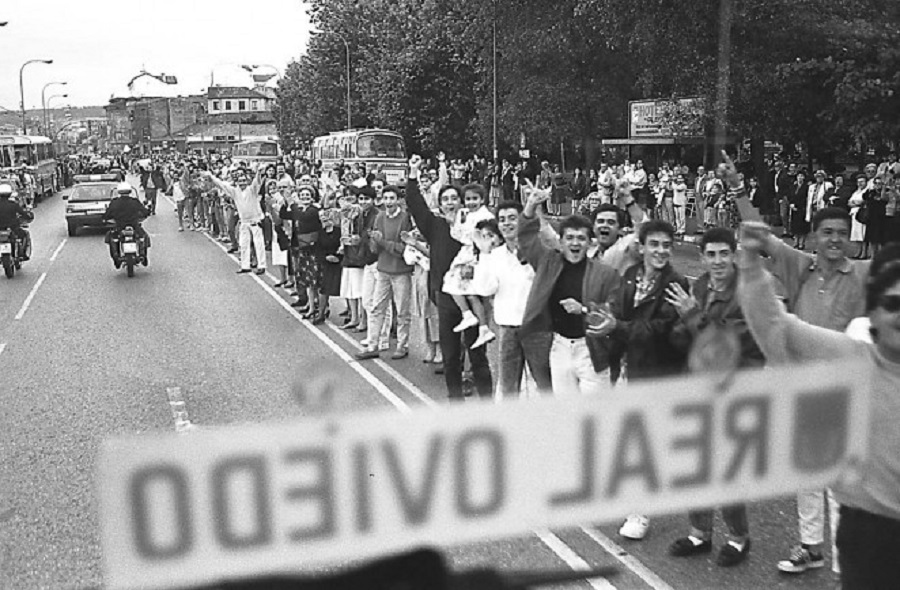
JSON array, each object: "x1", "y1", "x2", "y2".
[
  {"x1": 360, "y1": 338, "x2": 370, "y2": 347},
  {"x1": 619, "y1": 514, "x2": 649, "y2": 540},
  {"x1": 453, "y1": 311, "x2": 479, "y2": 333},
  {"x1": 470, "y1": 327, "x2": 496, "y2": 349}
]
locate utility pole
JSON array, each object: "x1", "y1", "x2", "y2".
[
  {"x1": 713, "y1": 0, "x2": 733, "y2": 163},
  {"x1": 492, "y1": 0, "x2": 498, "y2": 162}
]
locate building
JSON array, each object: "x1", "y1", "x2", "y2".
[
  {"x1": 106, "y1": 69, "x2": 280, "y2": 155},
  {"x1": 206, "y1": 87, "x2": 275, "y2": 124}
]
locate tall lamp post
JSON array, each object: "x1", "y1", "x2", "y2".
[
  {"x1": 20, "y1": 59, "x2": 53, "y2": 135},
  {"x1": 322, "y1": 32, "x2": 351, "y2": 129},
  {"x1": 42, "y1": 81, "x2": 67, "y2": 135},
  {"x1": 47, "y1": 94, "x2": 68, "y2": 137},
  {"x1": 492, "y1": 0, "x2": 498, "y2": 162}
]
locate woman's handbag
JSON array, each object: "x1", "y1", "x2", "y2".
[
  {"x1": 296, "y1": 231, "x2": 318, "y2": 248},
  {"x1": 855, "y1": 201, "x2": 869, "y2": 224}
]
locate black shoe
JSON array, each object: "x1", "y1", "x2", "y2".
[
  {"x1": 669, "y1": 536, "x2": 713, "y2": 557},
  {"x1": 290, "y1": 300, "x2": 307, "y2": 309},
  {"x1": 254, "y1": 268, "x2": 265, "y2": 275},
  {"x1": 433, "y1": 363, "x2": 445, "y2": 375},
  {"x1": 716, "y1": 539, "x2": 750, "y2": 567},
  {"x1": 227, "y1": 248, "x2": 238, "y2": 254},
  {"x1": 236, "y1": 269, "x2": 252, "y2": 274},
  {"x1": 355, "y1": 349, "x2": 380, "y2": 361},
  {"x1": 141, "y1": 257, "x2": 148, "y2": 267}
]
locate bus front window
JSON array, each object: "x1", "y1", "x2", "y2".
[{"x1": 356, "y1": 135, "x2": 406, "y2": 159}]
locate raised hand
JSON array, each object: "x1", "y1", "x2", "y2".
[{"x1": 717, "y1": 150, "x2": 741, "y2": 189}]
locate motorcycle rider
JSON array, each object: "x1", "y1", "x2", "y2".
[
  {"x1": 0, "y1": 183, "x2": 33, "y2": 260},
  {"x1": 103, "y1": 182, "x2": 150, "y2": 267}
]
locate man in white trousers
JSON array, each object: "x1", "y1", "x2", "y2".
[{"x1": 205, "y1": 166, "x2": 266, "y2": 275}]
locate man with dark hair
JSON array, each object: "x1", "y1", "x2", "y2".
[
  {"x1": 663, "y1": 225, "x2": 765, "y2": 566},
  {"x1": 588, "y1": 189, "x2": 646, "y2": 274},
  {"x1": 607, "y1": 218, "x2": 689, "y2": 541},
  {"x1": 726, "y1": 153, "x2": 869, "y2": 574},
  {"x1": 405, "y1": 155, "x2": 494, "y2": 400},
  {"x1": 518, "y1": 186, "x2": 621, "y2": 396}
]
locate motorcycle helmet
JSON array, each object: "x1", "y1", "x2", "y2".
[
  {"x1": 116, "y1": 182, "x2": 133, "y2": 196},
  {"x1": 0, "y1": 183, "x2": 13, "y2": 198}
]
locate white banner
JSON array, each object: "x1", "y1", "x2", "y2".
[{"x1": 97, "y1": 360, "x2": 870, "y2": 589}]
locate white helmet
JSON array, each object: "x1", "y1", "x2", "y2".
[
  {"x1": 116, "y1": 182, "x2": 133, "y2": 195},
  {"x1": 0, "y1": 183, "x2": 12, "y2": 197}
]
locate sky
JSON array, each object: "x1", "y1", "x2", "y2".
[{"x1": 0, "y1": 0, "x2": 311, "y2": 112}]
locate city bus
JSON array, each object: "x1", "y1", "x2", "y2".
[
  {"x1": 310, "y1": 129, "x2": 407, "y2": 185},
  {"x1": 230, "y1": 138, "x2": 282, "y2": 167},
  {"x1": 0, "y1": 135, "x2": 59, "y2": 199}
]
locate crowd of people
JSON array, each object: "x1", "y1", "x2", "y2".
[{"x1": 117, "y1": 145, "x2": 900, "y2": 589}]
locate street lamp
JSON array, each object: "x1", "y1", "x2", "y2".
[
  {"x1": 320, "y1": 32, "x2": 351, "y2": 129},
  {"x1": 42, "y1": 81, "x2": 67, "y2": 134},
  {"x1": 20, "y1": 59, "x2": 53, "y2": 134}
]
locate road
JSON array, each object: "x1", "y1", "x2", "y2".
[{"x1": 0, "y1": 183, "x2": 841, "y2": 590}]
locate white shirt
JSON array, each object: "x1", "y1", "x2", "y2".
[
  {"x1": 223, "y1": 181, "x2": 264, "y2": 223},
  {"x1": 474, "y1": 245, "x2": 535, "y2": 327}
]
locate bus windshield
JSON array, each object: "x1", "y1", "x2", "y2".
[
  {"x1": 356, "y1": 134, "x2": 405, "y2": 159},
  {"x1": 236, "y1": 142, "x2": 278, "y2": 158}
]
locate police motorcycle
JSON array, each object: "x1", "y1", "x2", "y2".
[
  {"x1": 0, "y1": 183, "x2": 33, "y2": 279},
  {"x1": 105, "y1": 182, "x2": 149, "y2": 278}
]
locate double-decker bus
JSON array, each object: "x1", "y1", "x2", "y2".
[
  {"x1": 0, "y1": 135, "x2": 59, "y2": 199},
  {"x1": 230, "y1": 138, "x2": 282, "y2": 167},
  {"x1": 310, "y1": 129, "x2": 407, "y2": 185}
]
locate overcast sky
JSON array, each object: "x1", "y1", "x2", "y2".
[{"x1": 0, "y1": 0, "x2": 310, "y2": 111}]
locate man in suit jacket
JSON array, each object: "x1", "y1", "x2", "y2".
[{"x1": 518, "y1": 186, "x2": 621, "y2": 396}]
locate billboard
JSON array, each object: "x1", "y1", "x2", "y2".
[{"x1": 629, "y1": 98, "x2": 705, "y2": 139}]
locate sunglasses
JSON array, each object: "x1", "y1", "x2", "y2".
[{"x1": 878, "y1": 294, "x2": 900, "y2": 313}]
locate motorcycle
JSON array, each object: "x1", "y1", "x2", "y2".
[
  {"x1": 110, "y1": 225, "x2": 148, "y2": 277},
  {"x1": 0, "y1": 225, "x2": 28, "y2": 279}
]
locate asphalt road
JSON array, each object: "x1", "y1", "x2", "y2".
[{"x1": 0, "y1": 183, "x2": 841, "y2": 590}]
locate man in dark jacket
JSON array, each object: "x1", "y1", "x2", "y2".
[
  {"x1": 405, "y1": 155, "x2": 493, "y2": 401},
  {"x1": 608, "y1": 218, "x2": 688, "y2": 542},
  {"x1": 103, "y1": 182, "x2": 150, "y2": 266},
  {"x1": 663, "y1": 227, "x2": 764, "y2": 567},
  {"x1": 518, "y1": 185, "x2": 620, "y2": 395}
]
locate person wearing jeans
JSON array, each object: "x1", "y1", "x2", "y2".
[
  {"x1": 355, "y1": 186, "x2": 414, "y2": 360},
  {"x1": 473, "y1": 201, "x2": 552, "y2": 397},
  {"x1": 665, "y1": 227, "x2": 765, "y2": 566}
]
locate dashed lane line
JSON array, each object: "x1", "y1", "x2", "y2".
[
  {"x1": 535, "y1": 530, "x2": 617, "y2": 590},
  {"x1": 49, "y1": 238, "x2": 67, "y2": 261},
  {"x1": 14, "y1": 272, "x2": 47, "y2": 320},
  {"x1": 580, "y1": 526, "x2": 675, "y2": 590},
  {"x1": 0, "y1": 342, "x2": 7, "y2": 358}
]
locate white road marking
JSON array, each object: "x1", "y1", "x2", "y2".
[
  {"x1": 324, "y1": 323, "x2": 440, "y2": 408},
  {"x1": 0, "y1": 342, "x2": 7, "y2": 358},
  {"x1": 14, "y1": 272, "x2": 47, "y2": 320},
  {"x1": 49, "y1": 238, "x2": 67, "y2": 261},
  {"x1": 580, "y1": 526, "x2": 675, "y2": 590},
  {"x1": 184, "y1": 199, "x2": 673, "y2": 590},
  {"x1": 535, "y1": 530, "x2": 617, "y2": 590},
  {"x1": 200, "y1": 231, "x2": 413, "y2": 413}
]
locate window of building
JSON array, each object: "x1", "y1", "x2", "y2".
[
  {"x1": 239, "y1": 100, "x2": 246, "y2": 111},
  {"x1": 250, "y1": 100, "x2": 258, "y2": 111},
  {"x1": 212, "y1": 100, "x2": 220, "y2": 111},
  {"x1": 224, "y1": 100, "x2": 232, "y2": 111}
]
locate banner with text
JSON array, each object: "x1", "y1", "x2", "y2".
[{"x1": 97, "y1": 360, "x2": 870, "y2": 589}]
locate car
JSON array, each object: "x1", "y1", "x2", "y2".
[{"x1": 63, "y1": 180, "x2": 137, "y2": 237}]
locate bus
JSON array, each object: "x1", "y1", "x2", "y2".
[
  {"x1": 0, "y1": 135, "x2": 59, "y2": 199},
  {"x1": 310, "y1": 129, "x2": 407, "y2": 185},
  {"x1": 230, "y1": 138, "x2": 282, "y2": 167}
]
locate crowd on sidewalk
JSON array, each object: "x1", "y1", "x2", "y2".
[{"x1": 126, "y1": 146, "x2": 899, "y2": 589}]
